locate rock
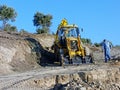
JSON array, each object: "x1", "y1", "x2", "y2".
[
  {"x1": 80, "y1": 87, "x2": 86, "y2": 90},
  {"x1": 56, "y1": 74, "x2": 70, "y2": 84}
]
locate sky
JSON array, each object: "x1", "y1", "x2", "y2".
[{"x1": 0, "y1": 0, "x2": 120, "y2": 45}]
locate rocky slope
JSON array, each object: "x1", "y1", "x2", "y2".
[
  {"x1": 0, "y1": 63, "x2": 120, "y2": 90},
  {"x1": 0, "y1": 31, "x2": 54, "y2": 75},
  {"x1": 0, "y1": 31, "x2": 120, "y2": 90}
]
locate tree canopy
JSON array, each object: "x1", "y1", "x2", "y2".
[
  {"x1": 33, "y1": 12, "x2": 52, "y2": 34},
  {"x1": 81, "y1": 38, "x2": 92, "y2": 45},
  {"x1": 4, "y1": 24, "x2": 17, "y2": 32},
  {"x1": 0, "y1": 5, "x2": 17, "y2": 30}
]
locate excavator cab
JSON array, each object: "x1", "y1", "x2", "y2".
[{"x1": 54, "y1": 19, "x2": 93, "y2": 66}]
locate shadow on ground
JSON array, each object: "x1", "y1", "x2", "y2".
[{"x1": 25, "y1": 37, "x2": 55, "y2": 67}]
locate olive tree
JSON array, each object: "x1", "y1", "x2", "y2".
[
  {"x1": 0, "y1": 5, "x2": 17, "y2": 30},
  {"x1": 33, "y1": 12, "x2": 52, "y2": 34}
]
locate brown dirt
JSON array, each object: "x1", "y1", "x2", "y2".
[{"x1": 0, "y1": 31, "x2": 120, "y2": 90}]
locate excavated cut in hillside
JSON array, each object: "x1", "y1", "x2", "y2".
[{"x1": 0, "y1": 31, "x2": 54, "y2": 75}]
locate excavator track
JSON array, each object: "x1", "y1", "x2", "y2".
[{"x1": 59, "y1": 55, "x2": 93, "y2": 66}]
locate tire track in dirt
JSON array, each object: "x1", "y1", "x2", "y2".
[
  {"x1": 0, "y1": 65, "x2": 95, "y2": 90},
  {"x1": 0, "y1": 64, "x2": 113, "y2": 90},
  {"x1": 1, "y1": 76, "x2": 32, "y2": 89}
]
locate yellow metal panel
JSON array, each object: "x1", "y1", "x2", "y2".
[{"x1": 76, "y1": 51, "x2": 82, "y2": 55}]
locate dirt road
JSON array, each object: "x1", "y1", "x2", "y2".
[
  {"x1": 0, "y1": 64, "x2": 98, "y2": 90},
  {"x1": 0, "y1": 63, "x2": 119, "y2": 90}
]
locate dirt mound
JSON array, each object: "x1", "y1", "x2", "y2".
[{"x1": 0, "y1": 31, "x2": 55, "y2": 75}]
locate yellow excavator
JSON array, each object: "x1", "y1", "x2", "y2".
[{"x1": 54, "y1": 19, "x2": 93, "y2": 66}]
